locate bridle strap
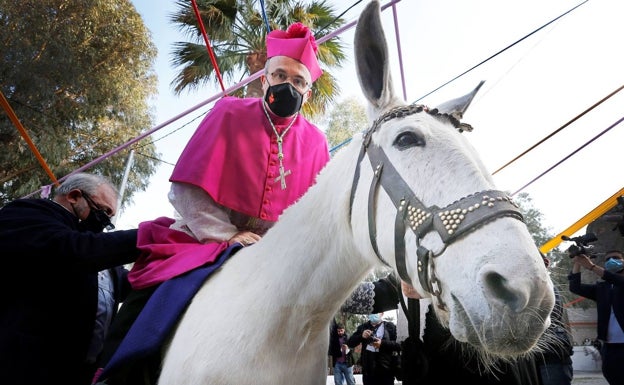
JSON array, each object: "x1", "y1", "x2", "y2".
[
  {"x1": 394, "y1": 198, "x2": 411, "y2": 285},
  {"x1": 348, "y1": 142, "x2": 369, "y2": 222},
  {"x1": 367, "y1": 161, "x2": 387, "y2": 266},
  {"x1": 348, "y1": 105, "x2": 525, "y2": 302},
  {"x1": 366, "y1": 143, "x2": 524, "y2": 243},
  {"x1": 416, "y1": 246, "x2": 433, "y2": 294}
]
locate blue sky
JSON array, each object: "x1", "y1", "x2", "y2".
[{"x1": 118, "y1": 0, "x2": 624, "y2": 244}]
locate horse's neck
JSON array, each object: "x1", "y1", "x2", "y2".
[{"x1": 244, "y1": 143, "x2": 376, "y2": 325}]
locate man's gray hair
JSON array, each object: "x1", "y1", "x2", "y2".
[{"x1": 53, "y1": 172, "x2": 119, "y2": 198}]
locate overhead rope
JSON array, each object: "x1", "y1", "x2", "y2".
[
  {"x1": 412, "y1": 0, "x2": 588, "y2": 104},
  {"x1": 258, "y1": 0, "x2": 271, "y2": 33},
  {"x1": 190, "y1": 0, "x2": 226, "y2": 92},
  {"x1": 315, "y1": 0, "x2": 363, "y2": 37},
  {"x1": 493, "y1": 84, "x2": 624, "y2": 175},
  {"x1": 510, "y1": 114, "x2": 624, "y2": 197},
  {"x1": 0, "y1": 90, "x2": 60, "y2": 188},
  {"x1": 331, "y1": 0, "x2": 587, "y2": 154},
  {"x1": 390, "y1": 3, "x2": 407, "y2": 101}
]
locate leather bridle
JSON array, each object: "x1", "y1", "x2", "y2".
[{"x1": 349, "y1": 105, "x2": 525, "y2": 309}]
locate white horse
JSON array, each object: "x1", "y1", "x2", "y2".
[{"x1": 158, "y1": 1, "x2": 554, "y2": 384}]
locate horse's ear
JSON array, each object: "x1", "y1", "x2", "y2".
[
  {"x1": 354, "y1": 0, "x2": 398, "y2": 116},
  {"x1": 434, "y1": 80, "x2": 485, "y2": 120}
]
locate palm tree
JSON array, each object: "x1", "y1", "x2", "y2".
[{"x1": 169, "y1": 0, "x2": 347, "y2": 118}]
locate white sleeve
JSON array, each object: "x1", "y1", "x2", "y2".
[{"x1": 168, "y1": 182, "x2": 239, "y2": 243}]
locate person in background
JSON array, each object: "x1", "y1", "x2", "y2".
[
  {"x1": 0, "y1": 172, "x2": 140, "y2": 385},
  {"x1": 569, "y1": 249, "x2": 624, "y2": 385},
  {"x1": 94, "y1": 21, "x2": 329, "y2": 385},
  {"x1": 329, "y1": 320, "x2": 356, "y2": 385},
  {"x1": 347, "y1": 312, "x2": 400, "y2": 385},
  {"x1": 536, "y1": 256, "x2": 574, "y2": 385}
]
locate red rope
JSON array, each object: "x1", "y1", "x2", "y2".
[
  {"x1": 190, "y1": 0, "x2": 226, "y2": 93},
  {"x1": 563, "y1": 296, "x2": 585, "y2": 308}
]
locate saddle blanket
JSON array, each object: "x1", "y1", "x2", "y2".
[{"x1": 100, "y1": 243, "x2": 242, "y2": 379}]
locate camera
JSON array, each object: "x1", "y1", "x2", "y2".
[
  {"x1": 364, "y1": 335, "x2": 377, "y2": 344},
  {"x1": 363, "y1": 329, "x2": 380, "y2": 345},
  {"x1": 561, "y1": 232, "x2": 597, "y2": 258}
]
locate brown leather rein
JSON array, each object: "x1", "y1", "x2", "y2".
[{"x1": 348, "y1": 105, "x2": 524, "y2": 309}]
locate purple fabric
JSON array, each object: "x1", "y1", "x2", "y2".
[
  {"x1": 129, "y1": 216, "x2": 229, "y2": 289},
  {"x1": 100, "y1": 243, "x2": 242, "y2": 379}
]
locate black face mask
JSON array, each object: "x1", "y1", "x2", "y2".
[
  {"x1": 264, "y1": 82, "x2": 303, "y2": 117},
  {"x1": 78, "y1": 208, "x2": 114, "y2": 233}
]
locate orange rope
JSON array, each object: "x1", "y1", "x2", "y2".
[
  {"x1": 563, "y1": 296, "x2": 585, "y2": 308},
  {"x1": 190, "y1": 0, "x2": 226, "y2": 93},
  {"x1": 0, "y1": 90, "x2": 59, "y2": 187}
]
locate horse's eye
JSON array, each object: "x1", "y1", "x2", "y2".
[{"x1": 393, "y1": 131, "x2": 425, "y2": 150}]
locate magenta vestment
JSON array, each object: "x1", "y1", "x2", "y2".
[{"x1": 129, "y1": 97, "x2": 330, "y2": 289}]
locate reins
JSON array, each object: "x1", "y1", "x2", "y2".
[{"x1": 349, "y1": 105, "x2": 525, "y2": 310}]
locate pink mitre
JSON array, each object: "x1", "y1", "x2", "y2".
[{"x1": 266, "y1": 22, "x2": 322, "y2": 82}]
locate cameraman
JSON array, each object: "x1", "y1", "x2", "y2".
[
  {"x1": 347, "y1": 313, "x2": 400, "y2": 385},
  {"x1": 568, "y1": 250, "x2": 624, "y2": 385}
]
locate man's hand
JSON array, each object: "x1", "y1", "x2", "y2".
[
  {"x1": 228, "y1": 231, "x2": 261, "y2": 246},
  {"x1": 573, "y1": 254, "x2": 594, "y2": 270}
]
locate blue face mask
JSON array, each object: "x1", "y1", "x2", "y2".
[
  {"x1": 368, "y1": 314, "x2": 381, "y2": 324},
  {"x1": 605, "y1": 259, "x2": 624, "y2": 273}
]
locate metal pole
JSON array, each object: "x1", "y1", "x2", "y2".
[{"x1": 112, "y1": 149, "x2": 135, "y2": 226}]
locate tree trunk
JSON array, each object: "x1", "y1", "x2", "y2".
[{"x1": 245, "y1": 51, "x2": 267, "y2": 98}]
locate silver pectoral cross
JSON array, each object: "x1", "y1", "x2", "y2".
[
  {"x1": 274, "y1": 167, "x2": 291, "y2": 190},
  {"x1": 273, "y1": 137, "x2": 291, "y2": 190}
]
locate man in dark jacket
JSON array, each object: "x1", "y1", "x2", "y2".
[
  {"x1": 347, "y1": 313, "x2": 401, "y2": 385},
  {"x1": 569, "y1": 249, "x2": 624, "y2": 385},
  {"x1": 0, "y1": 172, "x2": 140, "y2": 385},
  {"x1": 329, "y1": 320, "x2": 356, "y2": 385}
]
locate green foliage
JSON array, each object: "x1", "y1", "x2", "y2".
[
  {"x1": 0, "y1": 0, "x2": 159, "y2": 208},
  {"x1": 323, "y1": 97, "x2": 368, "y2": 151},
  {"x1": 169, "y1": 0, "x2": 347, "y2": 118},
  {"x1": 513, "y1": 193, "x2": 587, "y2": 309}
]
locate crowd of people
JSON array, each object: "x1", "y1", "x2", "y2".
[
  {"x1": 1, "y1": 15, "x2": 621, "y2": 385},
  {"x1": 332, "y1": 262, "x2": 575, "y2": 385}
]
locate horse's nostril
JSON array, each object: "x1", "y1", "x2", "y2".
[{"x1": 481, "y1": 270, "x2": 529, "y2": 313}]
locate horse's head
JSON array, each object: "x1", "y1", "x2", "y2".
[{"x1": 350, "y1": 0, "x2": 554, "y2": 359}]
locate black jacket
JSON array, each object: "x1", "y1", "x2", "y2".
[
  {"x1": 415, "y1": 303, "x2": 540, "y2": 385},
  {"x1": 347, "y1": 320, "x2": 400, "y2": 375},
  {"x1": 568, "y1": 269, "x2": 624, "y2": 341},
  {"x1": 328, "y1": 320, "x2": 355, "y2": 367},
  {"x1": 0, "y1": 198, "x2": 139, "y2": 385}
]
